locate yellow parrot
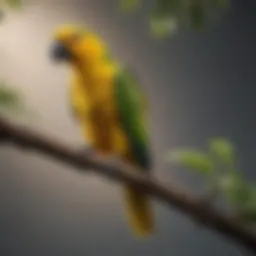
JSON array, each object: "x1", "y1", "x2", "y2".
[{"x1": 50, "y1": 24, "x2": 155, "y2": 237}]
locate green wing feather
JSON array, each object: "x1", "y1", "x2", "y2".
[{"x1": 114, "y1": 67, "x2": 151, "y2": 171}]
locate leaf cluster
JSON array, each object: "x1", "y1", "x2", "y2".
[
  {"x1": 167, "y1": 137, "x2": 256, "y2": 224},
  {"x1": 0, "y1": 83, "x2": 32, "y2": 117},
  {"x1": 119, "y1": 0, "x2": 230, "y2": 38}
]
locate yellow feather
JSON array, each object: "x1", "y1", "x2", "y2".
[{"x1": 124, "y1": 186, "x2": 154, "y2": 237}]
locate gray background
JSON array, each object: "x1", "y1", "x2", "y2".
[{"x1": 0, "y1": 0, "x2": 255, "y2": 255}]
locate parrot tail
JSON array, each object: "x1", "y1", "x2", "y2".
[{"x1": 123, "y1": 185, "x2": 154, "y2": 237}]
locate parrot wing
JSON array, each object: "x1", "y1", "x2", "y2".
[
  {"x1": 114, "y1": 67, "x2": 151, "y2": 171},
  {"x1": 67, "y1": 87, "x2": 81, "y2": 123},
  {"x1": 68, "y1": 74, "x2": 88, "y2": 123}
]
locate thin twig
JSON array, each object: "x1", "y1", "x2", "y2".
[{"x1": 0, "y1": 116, "x2": 255, "y2": 254}]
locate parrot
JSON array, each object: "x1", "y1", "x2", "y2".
[{"x1": 50, "y1": 24, "x2": 155, "y2": 237}]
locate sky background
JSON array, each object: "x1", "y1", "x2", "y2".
[{"x1": 0, "y1": 0, "x2": 255, "y2": 255}]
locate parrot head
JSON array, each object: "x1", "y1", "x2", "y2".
[{"x1": 50, "y1": 24, "x2": 105, "y2": 64}]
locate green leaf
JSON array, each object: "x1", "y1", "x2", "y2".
[
  {"x1": 149, "y1": 0, "x2": 181, "y2": 38},
  {"x1": 167, "y1": 149, "x2": 214, "y2": 174},
  {"x1": 0, "y1": 9, "x2": 4, "y2": 21},
  {"x1": 220, "y1": 172, "x2": 251, "y2": 206},
  {"x1": 5, "y1": 0, "x2": 22, "y2": 9},
  {"x1": 235, "y1": 186, "x2": 256, "y2": 223},
  {"x1": 150, "y1": 14, "x2": 178, "y2": 39},
  {"x1": 244, "y1": 186, "x2": 256, "y2": 209},
  {"x1": 214, "y1": 0, "x2": 229, "y2": 9},
  {"x1": 119, "y1": 0, "x2": 142, "y2": 12},
  {"x1": 153, "y1": 0, "x2": 181, "y2": 17},
  {"x1": 189, "y1": 1, "x2": 206, "y2": 29},
  {"x1": 209, "y1": 137, "x2": 236, "y2": 167},
  {"x1": 0, "y1": 86, "x2": 21, "y2": 107},
  {"x1": 0, "y1": 84, "x2": 33, "y2": 117},
  {"x1": 239, "y1": 210, "x2": 256, "y2": 223}
]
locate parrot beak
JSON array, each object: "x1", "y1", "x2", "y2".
[{"x1": 50, "y1": 41, "x2": 72, "y2": 62}]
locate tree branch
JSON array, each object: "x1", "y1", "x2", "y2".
[{"x1": 0, "y1": 116, "x2": 255, "y2": 254}]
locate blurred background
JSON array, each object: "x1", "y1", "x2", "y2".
[{"x1": 0, "y1": 0, "x2": 255, "y2": 255}]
